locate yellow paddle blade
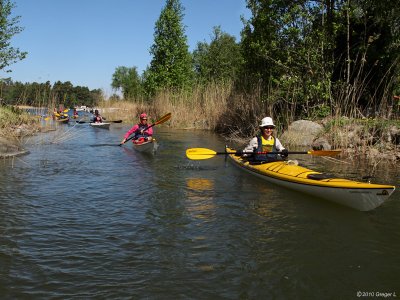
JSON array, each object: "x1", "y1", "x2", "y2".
[
  {"x1": 307, "y1": 150, "x2": 341, "y2": 156},
  {"x1": 63, "y1": 108, "x2": 69, "y2": 112},
  {"x1": 186, "y1": 148, "x2": 217, "y2": 160},
  {"x1": 44, "y1": 116, "x2": 51, "y2": 121}
]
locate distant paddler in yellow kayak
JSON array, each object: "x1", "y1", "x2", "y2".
[{"x1": 53, "y1": 108, "x2": 69, "y2": 122}]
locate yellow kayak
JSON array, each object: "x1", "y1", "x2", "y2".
[{"x1": 226, "y1": 147, "x2": 395, "y2": 211}]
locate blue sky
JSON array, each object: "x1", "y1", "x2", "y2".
[{"x1": 1, "y1": 0, "x2": 250, "y2": 96}]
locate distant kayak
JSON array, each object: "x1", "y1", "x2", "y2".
[
  {"x1": 90, "y1": 122, "x2": 110, "y2": 129},
  {"x1": 132, "y1": 138, "x2": 157, "y2": 154},
  {"x1": 55, "y1": 117, "x2": 69, "y2": 123}
]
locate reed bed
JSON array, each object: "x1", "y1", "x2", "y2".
[{"x1": 97, "y1": 82, "x2": 232, "y2": 129}]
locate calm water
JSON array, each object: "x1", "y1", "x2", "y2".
[{"x1": 0, "y1": 120, "x2": 399, "y2": 299}]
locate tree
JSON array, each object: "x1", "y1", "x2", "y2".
[
  {"x1": 111, "y1": 66, "x2": 143, "y2": 100},
  {"x1": 0, "y1": 0, "x2": 27, "y2": 72},
  {"x1": 144, "y1": 0, "x2": 194, "y2": 96},
  {"x1": 331, "y1": 0, "x2": 400, "y2": 111},
  {"x1": 193, "y1": 26, "x2": 242, "y2": 83}
]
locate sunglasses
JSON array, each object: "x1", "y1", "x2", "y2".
[{"x1": 262, "y1": 126, "x2": 275, "y2": 129}]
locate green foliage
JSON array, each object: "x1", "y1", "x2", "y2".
[
  {"x1": 238, "y1": 0, "x2": 399, "y2": 120},
  {"x1": 331, "y1": 0, "x2": 400, "y2": 108},
  {"x1": 193, "y1": 26, "x2": 242, "y2": 83},
  {"x1": 241, "y1": 0, "x2": 334, "y2": 109},
  {"x1": 0, "y1": 0, "x2": 27, "y2": 72},
  {"x1": 307, "y1": 104, "x2": 332, "y2": 120},
  {"x1": 111, "y1": 66, "x2": 143, "y2": 99},
  {"x1": 144, "y1": 0, "x2": 194, "y2": 96}
]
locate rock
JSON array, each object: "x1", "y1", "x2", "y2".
[
  {"x1": 312, "y1": 137, "x2": 332, "y2": 150},
  {"x1": 281, "y1": 120, "x2": 324, "y2": 147}
]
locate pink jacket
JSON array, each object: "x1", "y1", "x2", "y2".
[{"x1": 124, "y1": 124, "x2": 153, "y2": 139}]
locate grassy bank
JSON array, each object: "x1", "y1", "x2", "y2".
[
  {"x1": 95, "y1": 84, "x2": 400, "y2": 161},
  {"x1": 0, "y1": 106, "x2": 41, "y2": 140}
]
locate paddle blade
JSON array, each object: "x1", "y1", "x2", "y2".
[
  {"x1": 186, "y1": 148, "x2": 217, "y2": 160},
  {"x1": 154, "y1": 112, "x2": 171, "y2": 125},
  {"x1": 307, "y1": 150, "x2": 341, "y2": 157}
]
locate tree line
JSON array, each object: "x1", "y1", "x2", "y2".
[
  {"x1": 112, "y1": 0, "x2": 400, "y2": 121},
  {"x1": 1, "y1": 0, "x2": 399, "y2": 120},
  {"x1": 0, "y1": 78, "x2": 103, "y2": 108}
]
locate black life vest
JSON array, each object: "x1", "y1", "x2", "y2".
[{"x1": 134, "y1": 123, "x2": 149, "y2": 139}]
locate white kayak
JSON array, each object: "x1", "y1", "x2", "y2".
[{"x1": 90, "y1": 122, "x2": 110, "y2": 129}]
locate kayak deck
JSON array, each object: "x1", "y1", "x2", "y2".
[
  {"x1": 226, "y1": 147, "x2": 395, "y2": 211},
  {"x1": 90, "y1": 122, "x2": 110, "y2": 129},
  {"x1": 132, "y1": 138, "x2": 157, "y2": 153}
]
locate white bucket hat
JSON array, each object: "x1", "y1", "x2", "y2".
[{"x1": 259, "y1": 117, "x2": 275, "y2": 128}]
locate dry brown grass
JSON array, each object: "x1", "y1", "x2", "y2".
[{"x1": 97, "y1": 82, "x2": 233, "y2": 129}]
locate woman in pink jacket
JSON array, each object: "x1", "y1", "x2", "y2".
[{"x1": 120, "y1": 113, "x2": 153, "y2": 144}]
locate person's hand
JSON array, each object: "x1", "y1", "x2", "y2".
[
  {"x1": 281, "y1": 149, "x2": 288, "y2": 158},
  {"x1": 140, "y1": 129, "x2": 144, "y2": 134},
  {"x1": 120, "y1": 138, "x2": 126, "y2": 144},
  {"x1": 234, "y1": 150, "x2": 243, "y2": 156}
]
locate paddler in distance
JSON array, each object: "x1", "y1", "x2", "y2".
[
  {"x1": 236, "y1": 116, "x2": 288, "y2": 162},
  {"x1": 91, "y1": 109, "x2": 105, "y2": 123}
]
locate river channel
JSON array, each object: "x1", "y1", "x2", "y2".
[{"x1": 0, "y1": 118, "x2": 399, "y2": 299}]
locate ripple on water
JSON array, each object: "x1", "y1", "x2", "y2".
[{"x1": 0, "y1": 128, "x2": 399, "y2": 298}]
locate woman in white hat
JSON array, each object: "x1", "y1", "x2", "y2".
[{"x1": 238, "y1": 117, "x2": 288, "y2": 161}]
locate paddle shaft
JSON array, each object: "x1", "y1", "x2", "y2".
[
  {"x1": 76, "y1": 120, "x2": 121, "y2": 124},
  {"x1": 213, "y1": 151, "x2": 289, "y2": 155},
  {"x1": 186, "y1": 147, "x2": 342, "y2": 160},
  {"x1": 214, "y1": 151, "x2": 334, "y2": 155}
]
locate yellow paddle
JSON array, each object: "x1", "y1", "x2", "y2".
[
  {"x1": 186, "y1": 147, "x2": 342, "y2": 160},
  {"x1": 119, "y1": 112, "x2": 171, "y2": 146}
]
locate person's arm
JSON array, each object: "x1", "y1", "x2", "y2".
[
  {"x1": 237, "y1": 137, "x2": 258, "y2": 156},
  {"x1": 144, "y1": 126, "x2": 153, "y2": 136},
  {"x1": 275, "y1": 138, "x2": 285, "y2": 151},
  {"x1": 275, "y1": 138, "x2": 288, "y2": 158},
  {"x1": 124, "y1": 125, "x2": 138, "y2": 139}
]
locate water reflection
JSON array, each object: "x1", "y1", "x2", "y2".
[
  {"x1": 0, "y1": 127, "x2": 399, "y2": 298},
  {"x1": 185, "y1": 178, "x2": 216, "y2": 220}
]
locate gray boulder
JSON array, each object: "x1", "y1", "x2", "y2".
[{"x1": 281, "y1": 120, "x2": 330, "y2": 148}]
